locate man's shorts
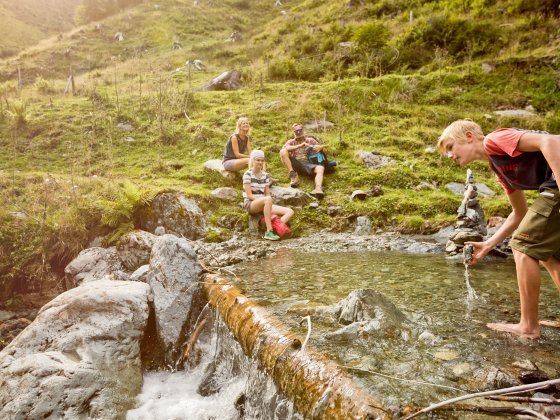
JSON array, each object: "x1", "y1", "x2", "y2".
[
  {"x1": 510, "y1": 188, "x2": 560, "y2": 261},
  {"x1": 290, "y1": 157, "x2": 319, "y2": 176}
]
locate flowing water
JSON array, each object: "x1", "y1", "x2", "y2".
[
  {"x1": 231, "y1": 249, "x2": 560, "y2": 412},
  {"x1": 129, "y1": 249, "x2": 560, "y2": 419}
]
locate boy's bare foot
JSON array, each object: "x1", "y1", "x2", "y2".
[
  {"x1": 539, "y1": 320, "x2": 560, "y2": 328},
  {"x1": 486, "y1": 322, "x2": 541, "y2": 339}
]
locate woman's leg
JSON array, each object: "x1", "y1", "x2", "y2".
[
  {"x1": 249, "y1": 196, "x2": 274, "y2": 231},
  {"x1": 272, "y1": 204, "x2": 294, "y2": 224},
  {"x1": 223, "y1": 158, "x2": 250, "y2": 171}
]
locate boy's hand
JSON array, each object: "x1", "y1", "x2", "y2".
[{"x1": 464, "y1": 241, "x2": 492, "y2": 264}]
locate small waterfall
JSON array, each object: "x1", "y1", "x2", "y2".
[{"x1": 128, "y1": 315, "x2": 299, "y2": 419}]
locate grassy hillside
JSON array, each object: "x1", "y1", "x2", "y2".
[
  {"x1": 0, "y1": 0, "x2": 81, "y2": 58},
  {"x1": 0, "y1": 0, "x2": 559, "y2": 299}
]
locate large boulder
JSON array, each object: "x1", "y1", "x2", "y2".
[
  {"x1": 64, "y1": 246, "x2": 128, "y2": 289},
  {"x1": 116, "y1": 230, "x2": 158, "y2": 271},
  {"x1": 147, "y1": 234, "x2": 201, "y2": 364},
  {"x1": 203, "y1": 159, "x2": 238, "y2": 181},
  {"x1": 270, "y1": 186, "x2": 309, "y2": 207},
  {"x1": 0, "y1": 280, "x2": 151, "y2": 419},
  {"x1": 138, "y1": 191, "x2": 207, "y2": 240},
  {"x1": 202, "y1": 69, "x2": 241, "y2": 91}
]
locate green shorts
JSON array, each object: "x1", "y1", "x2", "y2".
[{"x1": 510, "y1": 188, "x2": 560, "y2": 261}]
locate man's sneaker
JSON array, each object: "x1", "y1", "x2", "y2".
[
  {"x1": 263, "y1": 230, "x2": 281, "y2": 241},
  {"x1": 289, "y1": 170, "x2": 299, "y2": 188}
]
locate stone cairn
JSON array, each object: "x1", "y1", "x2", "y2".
[{"x1": 446, "y1": 169, "x2": 487, "y2": 256}]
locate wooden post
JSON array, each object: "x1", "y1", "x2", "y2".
[
  {"x1": 188, "y1": 61, "x2": 192, "y2": 90},
  {"x1": 266, "y1": 58, "x2": 270, "y2": 80},
  {"x1": 260, "y1": 72, "x2": 263, "y2": 90},
  {"x1": 17, "y1": 64, "x2": 22, "y2": 92},
  {"x1": 410, "y1": 10, "x2": 414, "y2": 22},
  {"x1": 70, "y1": 66, "x2": 75, "y2": 95},
  {"x1": 322, "y1": 110, "x2": 327, "y2": 132}
]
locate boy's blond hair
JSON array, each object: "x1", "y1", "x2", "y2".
[{"x1": 437, "y1": 119, "x2": 484, "y2": 155}]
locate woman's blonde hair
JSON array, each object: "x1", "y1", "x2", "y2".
[
  {"x1": 437, "y1": 119, "x2": 484, "y2": 155},
  {"x1": 235, "y1": 117, "x2": 251, "y2": 135}
]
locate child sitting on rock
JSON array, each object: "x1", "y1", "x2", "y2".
[{"x1": 243, "y1": 150, "x2": 294, "y2": 241}]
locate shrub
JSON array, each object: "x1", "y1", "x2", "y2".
[
  {"x1": 396, "y1": 13, "x2": 504, "y2": 69},
  {"x1": 34, "y1": 77, "x2": 56, "y2": 94}
]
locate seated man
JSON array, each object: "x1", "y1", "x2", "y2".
[{"x1": 280, "y1": 123, "x2": 329, "y2": 198}]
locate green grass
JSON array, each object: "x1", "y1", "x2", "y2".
[{"x1": 0, "y1": 0, "x2": 559, "y2": 296}]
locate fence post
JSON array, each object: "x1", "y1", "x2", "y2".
[{"x1": 17, "y1": 64, "x2": 22, "y2": 92}]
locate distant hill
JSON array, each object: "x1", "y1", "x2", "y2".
[{"x1": 0, "y1": 0, "x2": 81, "y2": 57}]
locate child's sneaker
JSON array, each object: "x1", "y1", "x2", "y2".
[{"x1": 263, "y1": 230, "x2": 280, "y2": 241}]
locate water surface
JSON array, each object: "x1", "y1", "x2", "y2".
[{"x1": 232, "y1": 249, "x2": 560, "y2": 410}]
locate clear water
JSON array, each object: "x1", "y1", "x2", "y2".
[{"x1": 231, "y1": 249, "x2": 560, "y2": 411}]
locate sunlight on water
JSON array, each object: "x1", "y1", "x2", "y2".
[{"x1": 232, "y1": 249, "x2": 560, "y2": 410}]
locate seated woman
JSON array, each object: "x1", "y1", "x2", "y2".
[
  {"x1": 243, "y1": 150, "x2": 294, "y2": 241},
  {"x1": 223, "y1": 117, "x2": 252, "y2": 171}
]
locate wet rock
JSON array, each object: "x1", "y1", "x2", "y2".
[
  {"x1": 433, "y1": 351, "x2": 460, "y2": 361},
  {"x1": 452, "y1": 362, "x2": 472, "y2": 376},
  {"x1": 0, "y1": 280, "x2": 151, "y2": 419},
  {"x1": 0, "y1": 311, "x2": 16, "y2": 322},
  {"x1": 512, "y1": 359, "x2": 538, "y2": 371},
  {"x1": 147, "y1": 234, "x2": 201, "y2": 364},
  {"x1": 417, "y1": 331, "x2": 437, "y2": 344},
  {"x1": 473, "y1": 367, "x2": 518, "y2": 389},
  {"x1": 138, "y1": 191, "x2": 207, "y2": 240},
  {"x1": 116, "y1": 230, "x2": 157, "y2": 271},
  {"x1": 64, "y1": 246, "x2": 128, "y2": 289},
  {"x1": 211, "y1": 187, "x2": 238, "y2": 202},
  {"x1": 519, "y1": 370, "x2": 549, "y2": 384}
]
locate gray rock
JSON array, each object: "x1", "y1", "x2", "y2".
[
  {"x1": 202, "y1": 69, "x2": 241, "y2": 91},
  {"x1": 8, "y1": 211, "x2": 28, "y2": 221},
  {"x1": 256, "y1": 100, "x2": 281, "y2": 109},
  {"x1": 354, "y1": 216, "x2": 372, "y2": 236},
  {"x1": 116, "y1": 230, "x2": 158, "y2": 271},
  {"x1": 116, "y1": 122, "x2": 134, "y2": 132},
  {"x1": 147, "y1": 235, "x2": 201, "y2": 364},
  {"x1": 211, "y1": 187, "x2": 238, "y2": 202},
  {"x1": 481, "y1": 63, "x2": 494, "y2": 73},
  {"x1": 130, "y1": 264, "x2": 150, "y2": 282},
  {"x1": 139, "y1": 192, "x2": 207, "y2": 240},
  {"x1": 154, "y1": 226, "x2": 166, "y2": 236},
  {"x1": 0, "y1": 311, "x2": 16, "y2": 322},
  {"x1": 203, "y1": 159, "x2": 237, "y2": 180},
  {"x1": 355, "y1": 150, "x2": 396, "y2": 170},
  {"x1": 445, "y1": 182, "x2": 494, "y2": 198},
  {"x1": 270, "y1": 186, "x2": 309, "y2": 207},
  {"x1": 304, "y1": 119, "x2": 335, "y2": 131},
  {"x1": 64, "y1": 247, "x2": 128, "y2": 289},
  {"x1": 494, "y1": 109, "x2": 536, "y2": 118},
  {"x1": 0, "y1": 280, "x2": 151, "y2": 420}
]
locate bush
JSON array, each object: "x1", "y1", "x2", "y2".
[
  {"x1": 34, "y1": 77, "x2": 56, "y2": 94},
  {"x1": 396, "y1": 12, "x2": 504, "y2": 69},
  {"x1": 352, "y1": 22, "x2": 389, "y2": 51}
]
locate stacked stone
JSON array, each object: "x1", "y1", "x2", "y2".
[{"x1": 446, "y1": 169, "x2": 487, "y2": 256}]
